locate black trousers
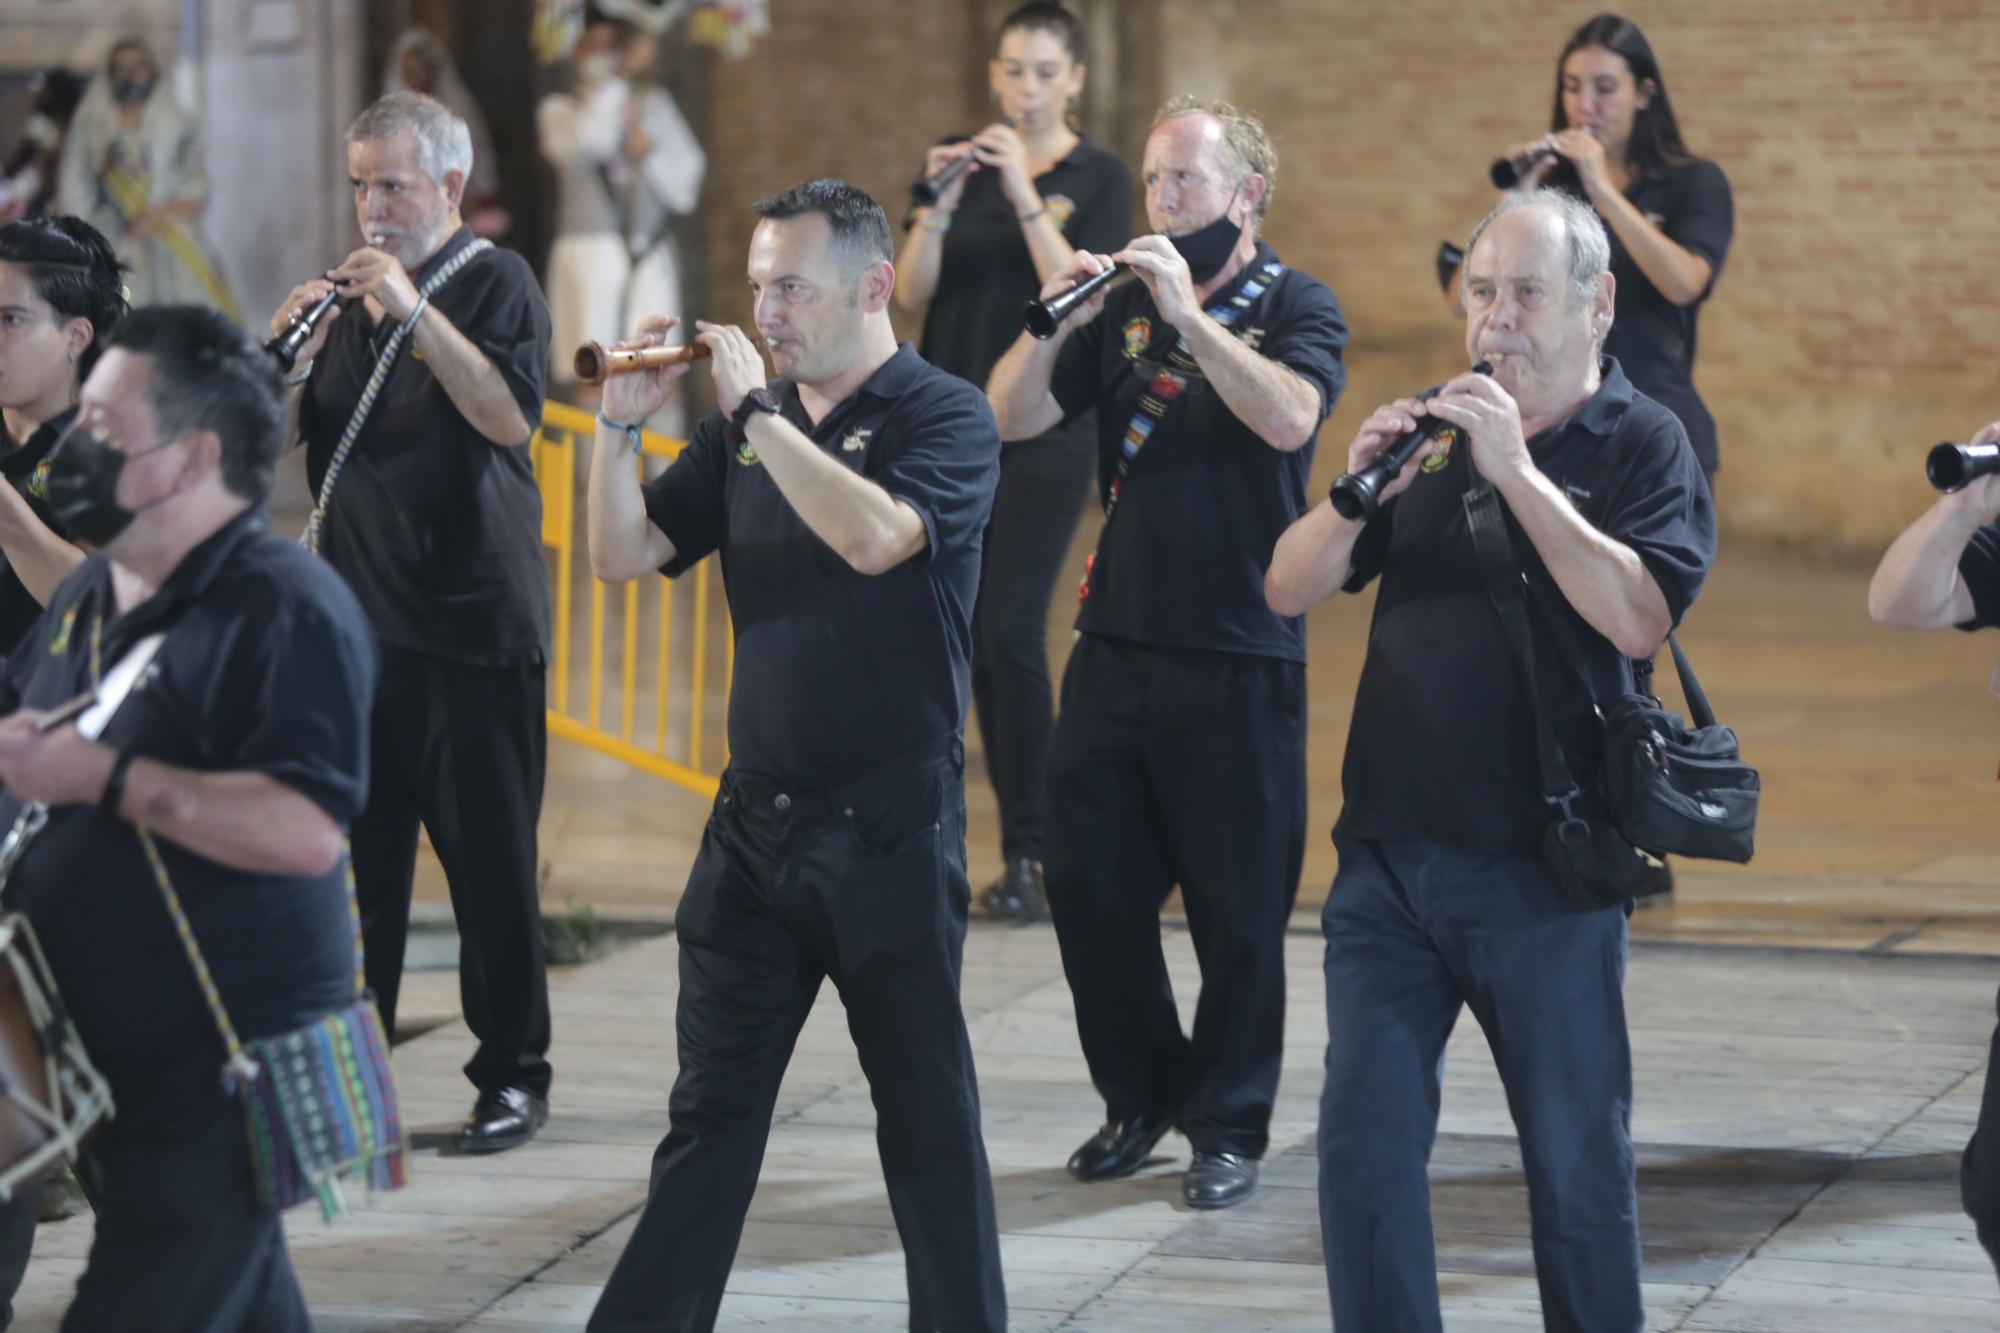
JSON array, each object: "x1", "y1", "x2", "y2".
[
  {"x1": 588, "y1": 739, "x2": 1006, "y2": 1333},
  {"x1": 0, "y1": 1092, "x2": 308, "y2": 1332},
  {"x1": 1962, "y1": 984, "x2": 2000, "y2": 1276},
  {"x1": 352, "y1": 641, "x2": 553, "y2": 1097},
  {"x1": 1044, "y1": 635, "x2": 1307, "y2": 1159},
  {"x1": 969, "y1": 429, "x2": 1095, "y2": 866}
]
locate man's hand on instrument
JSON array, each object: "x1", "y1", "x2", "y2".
[
  {"x1": 1425, "y1": 371, "x2": 1532, "y2": 485},
  {"x1": 1038, "y1": 250, "x2": 1116, "y2": 335},
  {"x1": 1345, "y1": 398, "x2": 1437, "y2": 510},
  {"x1": 1114, "y1": 235, "x2": 1202, "y2": 333},
  {"x1": 329, "y1": 245, "x2": 422, "y2": 324},
  {"x1": 1941, "y1": 420, "x2": 2000, "y2": 519},
  {"x1": 0, "y1": 713, "x2": 112, "y2": 809},
  {"x1": 602, "y1": 316, "x2": 692, "y2": 424},
  {"x1": 693, "y1": 322, "x2": 769, "y2": 418},
  {"x1": 269, "y1": 276, "x2": 342, "y2": 367}
]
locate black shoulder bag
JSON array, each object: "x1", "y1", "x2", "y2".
[{"x1": 1463, "y1": 482, "x2": 1758, "y2": 908}]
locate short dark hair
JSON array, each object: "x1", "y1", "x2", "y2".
[
  {"x1": 998, "y1": 2, "x2": 1086, "y2": 62},
  {"x1": 103, "y1": 306, "x2": 285, "y2": 504},
  {"x1": 0, "y1": 215, "x2": 128, "y2": 381},
  {"x1": 1551, "y1": 13, "x2": 1694, "y2": 178},
  {"x1": 751, "y1": 179, "x2": 893, "y2": 276}
]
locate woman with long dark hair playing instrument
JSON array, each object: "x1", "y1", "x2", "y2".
[
  {"x1": 1499, "y1": 12, "x2": 1733, "y2": 490},
  {"x1": 893, "y1": 1, "x2": 1131, "y2": 921},
  {"x1": 1491, "y1": 13, "x2": 1731, "y2": 907}
]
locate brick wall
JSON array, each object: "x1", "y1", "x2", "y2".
[
  {"x1": 681, "y1": 0, "x2": 1995, "y2": 554},
  {"x1": 699, "y1": 4, "x2": 994, "y2": 341},
  {"x1": 1143, "y1": 0, "x2": 2000, "y2": 554}
]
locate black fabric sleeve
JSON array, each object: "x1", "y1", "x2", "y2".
[
  {"x1": 643, "y1": 413, "x2": 732, "y2": 577},
  {"x1": 1955, "y1": 525, "x2": 2000, "y2": 631},
  {"x1": 1048, "y1": 307, "x2": 1108, "y2": 421},
  {"x1": 1666, "y1": 159, "x2": 1734, "y2": 295},
  {"x1": 203, "y1": 578, "x2": 377, "y2": 824},
  {"x1": 875, "y1": 379, "x2": 1002, "y2": 562},
  {"x1": 1066, "y1": 153, "x2": 1134, "y2": 258},
  {"x1": 1342, "y1": 499, "x2": 1394, "y2": 594},
  {"x1": 1256, "y1": 275, "x2": 1349, "y2": 424},
  {"x1": 1600, "y1": 412, "x2": 1717, "y2": 627},
  {"x1": 457, "y1": 250, "x2": 553, "y2": 440}
]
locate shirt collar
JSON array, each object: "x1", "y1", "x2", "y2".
[
  {"x1": 781, "y1": 342, "x2": 926, "y2": 416},
  {"x1": 1, "y1": 405, "x2": 77, "y2": 475},
  {"x1": 1571, "y1": 357, "x2": 1637, "y2": 438},
  {"x1": 1048, "y1": 135, "x2": 1096, "y2": 173},
  {"x1": 856, "y1": 342, "x2": 926, "y2": 401},
  {"x1": 1206, "y1": 240, "x2": 1281, "y2": 309},
  {"x1": 97, "y1": 506, "x2": 272, "y2": 639},
  {"x1": 411, "y1": 224, "x2": 476, "y2": 285}
]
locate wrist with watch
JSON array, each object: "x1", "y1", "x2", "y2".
[{"x1": 730, "y1": 387, "x2": 782, "y2": 440}]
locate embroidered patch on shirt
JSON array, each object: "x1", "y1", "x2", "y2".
[
  {"x1": 841, "y1": 428, "x2": 872, "y2": 453},
  {"x1": 47, "y1": 605, "x2": 75, "y2": 657},
  {"x1": 1420, "y1": 426, "x2": 1458, "y2": 475},
  {"x1": 1121, "y1": 317, "x2": 1152, "y2": 359}
]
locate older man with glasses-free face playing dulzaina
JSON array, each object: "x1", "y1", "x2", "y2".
[
  {"x1": 1268, "y1": 191, "x2": 1715, "y2": 1332},
  {"x1": 271, "y1": 90, "x2": 557, "y2": 1155},
  {"x1": 583, "y1": 178, "x2": 1006, "y2": 1333}
]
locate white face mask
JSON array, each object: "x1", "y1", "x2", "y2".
[
  {"x1": 579, "y1": 53, "x2": 618, "y2": 85},
  {"x1": 23, "y1": 115, "x2": 57, "y2": 150}
]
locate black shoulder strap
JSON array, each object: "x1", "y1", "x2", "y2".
[
  {"x1": 1520, "y1": 565, "x2": 1719, "y2": 731},
  {"x1": 1462, "y1": 482, "x2": 1580, "y2": 810}
]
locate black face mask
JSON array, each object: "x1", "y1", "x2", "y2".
[
  {"x1": 111, "y1": 78, "x2": 154, "y2": 106},
  {"x1": 1169, "y1": 195, "x2": 1246, "y2": 284},
  {"x1": 44, "y1": 422, "x2": 173, "y2": 548}
]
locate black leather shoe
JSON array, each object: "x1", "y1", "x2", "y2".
[
  {"x1": 457, "y1": 1087, "x2": 548, "y2": 1154},
  {"x1": 1067, "y1": 1113, "x2": 1177, "y2": 1182},
  {"x1": 977, "y1": 858, "x2": 1049, "y2": 923},
  {"x1": 1184, "y1": 1151, "x2": 1258, "y2": 1209}
]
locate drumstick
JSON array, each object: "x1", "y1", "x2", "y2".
[
  {"x1": 35, "y1": 690, "x2": 98, "y2": 732},
  {"x1": 573, "y1": 340, "x2": 713, "y2": 386}
]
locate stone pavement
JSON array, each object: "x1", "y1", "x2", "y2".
[{"x1": 12, "y1": 923, "x2": 1998, "y2": 1330}]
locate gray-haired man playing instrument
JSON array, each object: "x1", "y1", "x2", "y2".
[
  {"x1": 1269, "y1": 188, "x2": 1715, "y2": 1331},
  {"x1": 270, "y1": 90, "x2": 556, "y2": 1152}
]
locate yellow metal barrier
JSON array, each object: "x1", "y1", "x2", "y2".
[{"x1": 534, "y1": 401, "x2": 731, "y2": 797}]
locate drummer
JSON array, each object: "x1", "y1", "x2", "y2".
[{"x1": 0, "y1": 305, "x2": 375, "y2": 1328}]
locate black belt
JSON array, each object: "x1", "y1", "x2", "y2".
[{"x1": 723, "y1": 734, "x2": 963, "y2": 819}]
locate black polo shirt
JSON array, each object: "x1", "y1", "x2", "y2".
[
  {"x1": 1335, "y1": 360, "x2": 1715, "y2": 858},
  {"x1": 0, "y1": 508, "x2": 375, "y2": 1113},
  {"x1": 1048, "y1": 242, "x2": 1348, "y2": 662},
  {"x1": 0, "y1": 406, "x2": 75, "y2": 655},
  {"x1": 1596, "y1": 158, "x2": 1733, "y2": 473},
  {"x1": 299, "y1": 225, "x2": 553, "y2": 665},
  {"x1": 917, "y1": 135, "x2": 1132, "y2": 392},
  {"x1": 641, "y1": 343, "x2": 999, "y2": 784},
  {"x1": 1954, "y1": 526, "x2": 2000, "y2": 630}
]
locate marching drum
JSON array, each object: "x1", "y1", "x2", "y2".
[{"x1": 0, "y1": 913, "x2": 113, "y2": 1201}]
